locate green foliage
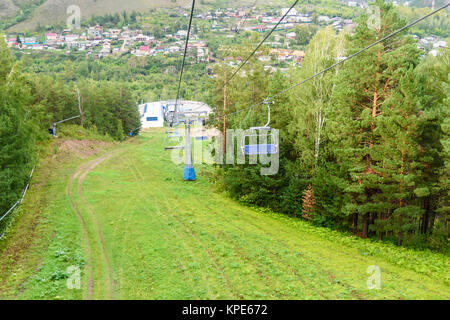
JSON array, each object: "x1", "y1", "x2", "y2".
[
  {"x1": 55, "y1": 124, "x2": 114, "y2": 142},
  {"x1": 19, "y1": 50, "x2": 211, "y2": 104},
  {"x1": 396, "y1": 5, "x2": 449, "y2": 38},
  {"x1": 0, "y1": 37, "x2": 36, "y2": 216},
  {"x1": 0, "y1": 37, "x2": 140, "y2": 223},
  {"x1": 211, "y1": 0, "x2": 449, "y2": 250},
  {"x1": 294, "y1": 24, "x2": 318, "y2": 46},
  {"x1": 0, "y1": 0, "x2": 46, "y2": 31}
]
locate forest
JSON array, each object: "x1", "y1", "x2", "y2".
[
  {"x1": 0, "y1": 38, "x2": 141, "y2": 219},
  {"x1": 208, "y1": 0, "x2": 449, "y2": 251}
]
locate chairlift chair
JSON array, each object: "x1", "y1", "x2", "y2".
[
  {"x1": 240, "y1": 100, "x2": 278, "y2": 156},
  {"x1": 164, "y1": 127, "x2": 184, "y2": 151},
  {"x1": 194, "y1": 124, "x2": 209, "y2": 141}
]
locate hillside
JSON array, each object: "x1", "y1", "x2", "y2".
[
  {"x1": 3, "y1": 0, "x2": 279, "y2": 31},
  {"x1": 0, "y1": 0, "x2": 18, "y2": 18},
  {"x1": 0, "y1": 129, "x2": 448, "y2": 299},
  {"x1": 7, "y1": 0, "x2": 191, "y2": 31}
]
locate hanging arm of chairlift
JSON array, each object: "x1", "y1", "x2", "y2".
[
  {"x1": 241, "y1": 100, "x2": 278, "y2": 155},
  {"x1": 249, "y1": 100, "x2": 272, "y2": 131},
  {"x1": 53, "y1": 114, "x2": 81, "y2": 125}
]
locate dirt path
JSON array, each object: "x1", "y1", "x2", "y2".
[
  {"x1": 67, "y1": 163, "x2": 94, "y2": 299},
  {"x1": 67, "y1": 154, "x2": 115, "y2": 300}
]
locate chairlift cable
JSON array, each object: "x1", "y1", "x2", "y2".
[
  {"x1": 226, "y1": 0, "x2": 300, "y2": 85},
  {"x1": 173, "y1": 0, "x2": 197, "y2": 126}
]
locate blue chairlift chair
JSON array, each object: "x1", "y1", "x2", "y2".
[{"x1": 240, "y1": 100, "x2": 278, "y2": 156}]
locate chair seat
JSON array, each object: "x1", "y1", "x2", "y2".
[{"x1": 244, "y1": 144, "x2": 277, "y2": 155}]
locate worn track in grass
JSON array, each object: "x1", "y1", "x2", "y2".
[
  {"x1": 72, "y1": 131, "x2": 449, "y2": 299},
  {"x1": 1, "y1": 130, "x2": 448, "y2": 299},
  {"x1": 67, "y1": 154, "x2": 115, "y2": 300}
]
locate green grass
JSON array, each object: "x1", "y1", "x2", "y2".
[
  {"x1": 57, "y1": 124, "x2": 115, "y2": 142},
  {"x1": 0, "y1": 129, "x2": 448, "y2": 299}
]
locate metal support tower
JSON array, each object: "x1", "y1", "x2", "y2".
[{"x1": 184, "y1": 121, "x2": 196, "y2": 181}]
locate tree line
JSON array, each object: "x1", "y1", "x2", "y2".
[
  {"x1": 0, "y1": 38, "x2": 141, "y2": 216},
  {"x1": 209, "y1": 1, "x2": 449, "y2": 251}
]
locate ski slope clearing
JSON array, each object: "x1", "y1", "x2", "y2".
[{"x1": 0, "y1": 130, "x2": 448, "y2": 299}]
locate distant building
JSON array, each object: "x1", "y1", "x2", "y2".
[
  {"x1": 252, "y1": 25, "x2": 267, "y2": 33},
  {"x1": 7, "y1": 38, "x2": 16, "y2": 48},
  {"x1": 433, "y1": 40, "x2": 447, "y2": 48},
  {"x1": 318, "y1": 16, "x2": 332, "y2": 23},
  {"x1": 24, "y1": 37, "x2": 37, "y2": 44},
  {"x1": 281, "y1": 8, "x2": 298, "y2": 16},
  {"x1": 135, "y1": 34, "x2": 149, "y2": 42},
  {"x1": 46, "y1": 33, "x2": 58, "y2": 44},
  {"x1": 139, "y1": 45, "x2": 150, "y2": 55},
  {"x1": 176, "y1": 30, "x2": 188, "y2": 39},
  {"x1": 286, "y1": 32, "x2": 296, "y2": 40},
  {"x1": 299, "y1": 16, "x2": 312, "y2": 23},
  {"x1": 88, "y1": 25, "x2": 103, "y2": 40},
  {"x1": 168, "y1": 46, "x2": 180, "y2": 53},
  {"x1": 139, "y1": 103, "x2": 165, "y2": 128},
  {"x1": 178, "y1": 101, "x2": 213, "y2": 120},
  {"x1": 258, "y1": 55, "x2": 271, "y2": 62},
  {"x1": 100, "y1": 42, "x2": 111, "y2": 56},
  {"x1": 64, "y1": 34, "x2": 79, "y2": 42}
]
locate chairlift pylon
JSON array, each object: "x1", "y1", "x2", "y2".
[
  {"x1": 240, "y1": 99, "x2": 278, "y2": 156},
  {"x1": 49, "y1": 89, "x2": 84, "y2": 137}
]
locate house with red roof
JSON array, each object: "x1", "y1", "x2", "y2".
[
  {"x1": 7, "y1": 38, "x2": 17, "y2": 48},
  {"x1": 139, "y1": 45, "x2": 150, "y2": 56},
  {"x1": 45, "y1": 33, "x2": 58, "y2": 44}
]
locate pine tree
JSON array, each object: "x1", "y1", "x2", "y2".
[
  {"x1": 439, "y1": 92, "x2": 450, "y2": 233},
  {"x1": 329, "y1": 0, "x2": 421, "y2": 239},
  {"x1": 375, "y1": 69, "x2": 429, "y2": 245},
  {"x1": 415, "y1": 51, "x2": 449, "y2": 237}
]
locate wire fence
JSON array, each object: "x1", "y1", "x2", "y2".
[{"x1": 0, "y1": 165, "x2": 36, "y2": 240}]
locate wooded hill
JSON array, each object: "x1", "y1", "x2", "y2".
[{"x1": 209, "y1": 0, "x2": 449, "y2": 251}]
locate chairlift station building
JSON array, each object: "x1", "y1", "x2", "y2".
[{"x1": 139, "y1": 100, "x2": 212, "y2": 128}]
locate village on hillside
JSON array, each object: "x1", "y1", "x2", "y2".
[{"x1": 3, "y1": 3, "x2": 446, "y2": 70}]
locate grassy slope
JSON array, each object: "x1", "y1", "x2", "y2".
[
  {"x1": 8, "y1": 0, "x2": 187, "y2": 31},
  {"x1": 0, "y1": 129, "x2": 448, "y2": 300},
  {"x1": 6, "y1": 0, "x2": 276, "y2": 31},
  {"x1": 0, "y1": 0, "x2": 18, "y2": 18}
]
